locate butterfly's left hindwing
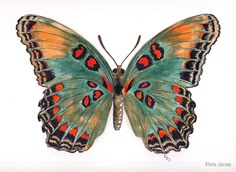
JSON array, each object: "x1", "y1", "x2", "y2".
[
  {"x1": 17, "y1": 15, "x2": 114, "y2": 152},
  {"x1": 123, "y1": 14, "x2": 220, "y2": 153}
]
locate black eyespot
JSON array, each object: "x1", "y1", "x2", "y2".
[
  {"x1": 112, "y1": 68, "x2": 117, "y2": 73},
  {"x1": 121, "y1": 69, "x2": 125, "y2": 74},
  {"x1": 112, "y1": 68, "x2": 125, "y2": 74}
]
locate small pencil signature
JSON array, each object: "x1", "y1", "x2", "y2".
[
  {"x1": 205, "y1": 161, "x2": 231, "y2": 167},
  {"x1": 164, "y1": 154, "x2": 171, "y2": 162}
]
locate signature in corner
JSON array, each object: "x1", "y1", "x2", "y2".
[{"x1": 205, "y1": 161, "x2": 231, "y2": 167}]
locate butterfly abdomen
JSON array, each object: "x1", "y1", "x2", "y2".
[
  {"x1": 113, "y1": 80, "x2": 124, "y2": 130},
  {"x1": 113, "y1": 94, "x2": 124, "y2": 130}
]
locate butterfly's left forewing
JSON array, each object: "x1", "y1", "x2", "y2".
[
  {"x1": 123, "y1": 14, "x2": 220, "y2": 153},
  {"x1": 17, "y1": 15, "x2": 114, "y2": 152}
]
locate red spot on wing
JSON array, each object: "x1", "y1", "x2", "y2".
[
  {"x1": 150, "y1": 43, "x2": 164, "y2": 60},
  {"x1": 55, "y1": 116, "x2": 62, "y2": 123},
  {"x1": 75, "y1": 49, "x2": 83, "y2": 58},
  {"x1": 93, "y1": 90, "x2": 103, "y2": 100},
  {"x1": 139, "y1": 82, "x2": 150, "y2": 88},
  {"x1": 81, "y1": 132, "x2": 89, "y2": 140},
  {"x1": 55, "y1": 84, "x2": 64, "y2": 91},
  {"x1": 52, "y1": 106, "x2": 60, "y2": 114},
  {"x1": 85, "y1": 56, "x2": 100, "y2": 71},
  {"x1": 172, "y1": 85, "x2": 180, "y2": 93},
  {"x1": 176, "y1": 107, "x2": 184, "y2": 115},
  {"x1": 136, "y1": 55, "x2": 152, "y2": 70},
  {"x1": 75, "y1": 46, "x2": 84, "y2": 58},
  {"x1": 139, "y1": 56, "x2": 149, "y2": 67},
  {"x1": 82, "y1": 95, "x2": 90, "y2": 107},
  {"x1": 145, "y1": 95, "x2": 154, "y2": 108},
  {"x1": 147, "y1": 96, "x2": 153, "y2": 107},
  {"x1": 59, "y1": 124, "x2": 67, "y2": 132},
  {"x1": 176, "y1": 96, "x2": 183, "y2": 104},
  {"x1": 94, "y1": 91, "x2": 101, "y2": 98},
  {"x1": 158, "y1": 129, "x2": 167, "y2": 138},
  {"x1": 122, "y1": 78, "x2": 133, "y2": 95},
  {"x1": 173, "y1": 117, "x2": 180, "y2": 124},
  {"x1": 73, "y1": 44, "x2": 86, "y2": 59},
  {"x1": 87, "y1": 57, "x2": 96, "y2": 67},
  {"x1": 70, "y1": 128, "x2": 78, "y2": 137},
  {"x1": 135, "y1": 91, "x2": 143, "y2": 101},
  {"x1": 148, "y1": 134, "x2": 157, "y2": 141},
  {"x1": 87, "y1": 81, "x2": 97, "y2": 88},
  {"x1": 168, "y1": 126, "x2": 176, "y2": 133},
  {"x1": 147, "y1": 97, "x2": 152, "y2": 106},
  {"x1": 52, "y1": 95, "x2": 61, "y2": 103},
  {"x1": 151, "y1": 44, "x2": 162, "y2": 59},
  {"x1": 102, "y1": 76, "x2": 113, "y2": 93}
]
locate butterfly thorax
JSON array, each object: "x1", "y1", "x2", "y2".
[
  {"x1": 112, "y1": 66, "x2": 125, "y2": 130},
  {"x1": 112, "y1": 66, "x2": 125, "y2": 94}
]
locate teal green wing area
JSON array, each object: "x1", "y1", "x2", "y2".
[
  {"x1": 123, "y1": 14, "x2": 220, "y2": 88},
  {"x1": 122, "y1": 14, "x2": 220, "y2": 153},
  {"x1": 17, "y1": 15, "x2": 114, "y2": 152},
  {"x1": 124, "y1": 80, "x2": 196, "y2": 153},
  {"x1": 38, "y1": 79, "x2": 112, "y2": 152}
]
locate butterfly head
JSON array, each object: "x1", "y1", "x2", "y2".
[
  {"x1": 113, "y1": 65, "x2": 125, "y2": 80},
  {"x1": 98, "y1": 35, "x2": 141, "y2": 80}
]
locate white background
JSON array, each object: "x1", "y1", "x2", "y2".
[{"x1": 0, "y1": 0, "x2": 235, "y2": 171}]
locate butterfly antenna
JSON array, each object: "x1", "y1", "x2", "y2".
[
  {"x1": 98, "y1": 35, "x2": 118, "y2": 67},
  {"x1": 120, "y1": 35, "x2": 141, "y2": 66}
]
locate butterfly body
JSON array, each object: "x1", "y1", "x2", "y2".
[
  {"x1": 17, "y1": 14, "x2": 220, "y2": 154},
  {"x1": 109, "y1": 66, "x2": 125, "y2": 130}
]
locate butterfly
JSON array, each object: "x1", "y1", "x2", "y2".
[{"x1": 16, "y1": 14, "x2": 220, "y2": 154}]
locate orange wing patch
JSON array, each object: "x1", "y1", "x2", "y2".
[
  {"x1": 17, "y1": 15, "x2": 79, "y2": 59},
  {"x1": 160, "y1": 14, "x2": 220, "y2": 59},
  {"x1": 16, "y1": 15, "x2": 82, "y2": 86},
  {"x1": 172, "y1": 24, "x2": 199, "y2": 33}
]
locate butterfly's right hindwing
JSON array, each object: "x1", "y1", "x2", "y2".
[{"x1": 38, "y1": 79, "x2": 112, "y2": 152}]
